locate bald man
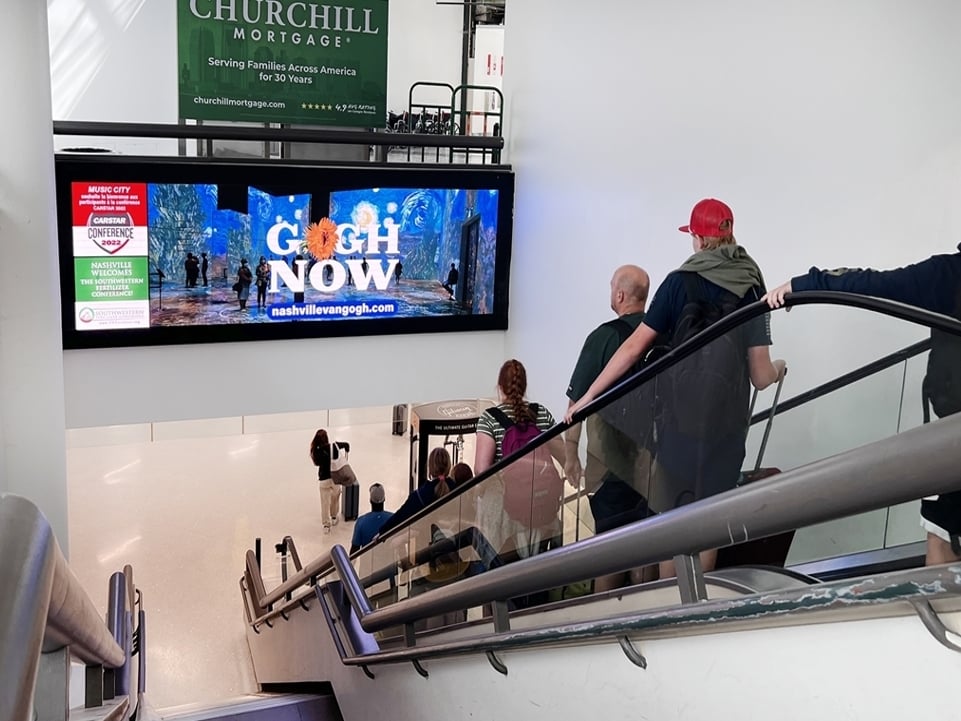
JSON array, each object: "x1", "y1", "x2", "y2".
[
  {"x1": 565, "y1": 265, "x2": 654, "y2": 566},
  {"x1": 566, "y1": 264, "x2": 650, "y2": 481}
]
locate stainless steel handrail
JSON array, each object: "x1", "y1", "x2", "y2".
[
  {"x1": 260, "y1": 551, "x2": 333, "y2": 609},
  {"x1": 354, "y1": 411, "x2": 961, "y2": 632},
  {"x1": 331, "y1": 546, "x2": 374, "y2": 618},
  {"x1": 330, "y1": 564, "x2": 961, "y2": 668},
  {"x1": 0, "y1": 494, "x2": 124, "y2": 721}
]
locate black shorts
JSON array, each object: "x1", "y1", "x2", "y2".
[
  {"x1": 920, "y1": 490, "x2": 961, "y2": 547},
  {"x1": 588, "y1": 473, "x2": 652, "y2": 534}
]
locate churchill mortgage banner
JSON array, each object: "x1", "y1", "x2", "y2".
[{"x1": 178, "y1": 0, "x2": 388, "y2": 127}]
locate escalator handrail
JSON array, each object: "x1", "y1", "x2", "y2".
[
  {"x1": 368, "y1": 290, "x2": 961, "y2": 549},
  {"x1": 355, "y1": 409, "x2": 961, "y2": 632},
  {"x1": 244, "y1": 291, "x2": 960, "y2": 618}
]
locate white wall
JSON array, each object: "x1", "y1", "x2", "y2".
[
  {"x1": 48, "y1": 0, "x2": 496, "y2": 427},
  {"x1": 386, "y1": 0, "x2": 463, "y2": 113},
  {"x1": 63, "y1": 333, "x2": 505, "y2": 427},
  {"x1": 503, "y1": 0, "x2": 961, "y2": 427}
]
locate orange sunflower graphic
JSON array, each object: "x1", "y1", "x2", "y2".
[{"x1": 304, "y1": 218, "x2": 339, "y2": 260}]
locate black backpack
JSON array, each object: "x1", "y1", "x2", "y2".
[
  {"x1": 654, "y1": 272, "x2": 752, "y2": 439},
  {"x1": 923, "y1": 288, "x2": 961, "y2": 421}
]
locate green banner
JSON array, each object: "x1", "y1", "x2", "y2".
[
  {"x1": 75, "y1": 257, "x2": 149, "y2": 302},
  {"x1": 177, "y1": 0, "x2": 388, "y2": 127}
]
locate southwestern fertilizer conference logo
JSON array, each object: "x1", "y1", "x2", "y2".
[{"x1": 76, "y1": 305, "x2": 148, "y2": 328}]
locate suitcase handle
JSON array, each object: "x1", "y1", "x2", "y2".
[{"x1": 749, "y1": 373, "x2": 786, "y2": 473}]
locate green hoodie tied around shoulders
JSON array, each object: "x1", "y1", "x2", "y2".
[{"x1": 677, "y1": 244, "x2": 765, "y2": 298}]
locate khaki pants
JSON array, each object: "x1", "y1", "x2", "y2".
[{"x1": 318, "y1": 478, "x2": 342, "y2": 525}]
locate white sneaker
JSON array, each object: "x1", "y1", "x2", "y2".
[
  {"x1": 330, "y1": 516, "x2": 339, "y2": 526},
  {"x1": 323, "y1": 523, "x2": 331, "y2": 534}
]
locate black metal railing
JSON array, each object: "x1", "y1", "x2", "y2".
[{"x1": 53, "y1": 120, "x2": 506, "y2": 166}]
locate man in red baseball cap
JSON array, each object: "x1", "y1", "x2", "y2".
[
  {"x1": 567, "y1": 198, "x2": 785, "y2": 577},
  {"x1": 678, "y1": 198, "x2": 735, "y2": 236}
]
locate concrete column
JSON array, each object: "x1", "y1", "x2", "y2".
[{"x1": 0, "y1": 0, "x2": 69, "y2": 551}]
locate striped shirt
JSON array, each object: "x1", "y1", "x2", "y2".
[{"x1": 476, "y1": 402, "x2": 556, "y2": 463}]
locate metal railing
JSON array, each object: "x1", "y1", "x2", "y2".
[
  {"x1": 340, "y1": 410, "x2": 961, "y2": 632},
  {"x1": 321, "y1": 564, "x2": 961, "y2": 673},
  {"x1": 52, "y1": 120, "x2": 506, "y2": 166},
  {"x1": 0, "y1": 494, "x2": 141, "y2": 721},
  {"x1": 309, "y1": 412, "x2": 961, "y2": 673},
  {"x1": 0, "y1": 494, "x2": 123, "y2": 719},
  {"x1": 242, "y1": 292, "x2": 961, "y2": 669}
]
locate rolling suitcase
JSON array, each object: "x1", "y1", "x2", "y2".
[
  {"x1": 343, "y1": 482, "x2": 360, "y2": 521},
  {"x1": 715, "y1": 375, "x2": 795, "y2": 569},
  {"x1": 392, "y1": 403, "x2": 407, "y2": 436}
]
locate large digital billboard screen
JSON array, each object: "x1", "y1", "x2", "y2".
[{"x1": 57, "y1": 157, "x2": 514, "y2": 349}]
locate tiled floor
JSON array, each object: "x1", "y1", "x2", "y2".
[{"x1": 66, "y1": 406, "x2": 471, "y2": 710}]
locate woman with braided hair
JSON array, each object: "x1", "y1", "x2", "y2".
[
  {"x1": 475, "y1": 359, "x2": 569, "y2": 575},
  {"x1": 474, "y1": 359, "x2": 564, "y2": 474}
]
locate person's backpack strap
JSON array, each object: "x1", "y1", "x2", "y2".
[
  {"x1": 486, "y1": 406, "x2": 513, "y2": 429},
  {"x1": 680, "y1": 271, "x2": 704, "y2": 305},
  {"x1": 488, "y1": 403, "x2": 538, "y2": 431}
]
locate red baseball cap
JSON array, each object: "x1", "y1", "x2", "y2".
[{"x1": 678, "y1": 198, "x2": 734, "y2": 237}]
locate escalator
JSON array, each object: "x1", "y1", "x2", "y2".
[{"x1": 240, "y1": 292, "x2": 961, "y2": 720}]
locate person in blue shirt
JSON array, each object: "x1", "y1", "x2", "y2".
[
  {"x1": 764, "y1": 245, "x2": 961, "y2": 566},
  {"x1": 567, "y1": 199, "x2": 786, "y2": 577},
  {"x1": 350, "y1": 483, "x2": 394, "y2": 553},
  {"x1": 377, "y1": 447, "x2": 458, "y2": 536}
]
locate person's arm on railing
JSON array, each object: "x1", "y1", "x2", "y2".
[
  {"x1": 764, "y1": 254, "x2": 960, "y2": 313},
  {"x1": 565, "y1": 323, "x2": 658, "y2": 422},
  {"x1": 562, "y1": 410, "x2": 583, "y2": 485}
]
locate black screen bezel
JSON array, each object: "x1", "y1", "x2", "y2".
[{"x1": 56, "y1": 155, "x2": 514, "y2": 350}]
